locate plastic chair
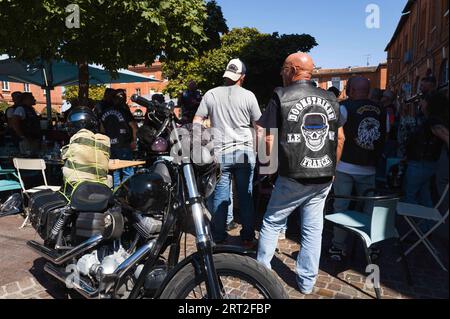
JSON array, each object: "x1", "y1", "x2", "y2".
[
  {"x1": 325, "y1": 190, "x2": 405, "y2": 299},
  {"x1": 396, "y1": 184, "x2": 449, "y2": 272},
  {"x1": 0, "y1": 165, "x2": 22, "y2": 193},
  {"x1": 13, "y1": 158, "x2": 61, "y2": 228}
]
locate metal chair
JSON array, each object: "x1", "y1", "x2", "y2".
[
  {"x1": 396, "y1": 184, "x2": 449, "y2": 272},
  {"x1": 325, "y1": 190, "x2": 404, "y2": 299},
  {"x1": 13, "y1": 158, "x2": 61, "y2": 228}
]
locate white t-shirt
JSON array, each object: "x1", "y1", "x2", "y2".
[
  {"x1": 336, "y1": 103, "x2": 385, "y2": 176},
  {"x1": 196, "y1": 85, "x2": 262, "y2": 155}
]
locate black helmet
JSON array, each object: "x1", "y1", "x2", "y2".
[{"x1": 66, "y1": 106, "x2": 99, "y2": 135}]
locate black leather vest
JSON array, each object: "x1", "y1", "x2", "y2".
[
  {"x1": 277, "y1": 81, "x2": 340, "y2": 179},
  {"x1": 22, "y1": 105, "x2": 42, "y2": 139},
  {"x1": 340, "y1": 99, "x2": 385, "y2": 166},
  {"x1": 406, "y1": 121, "x2": 442, "y2": 162}
]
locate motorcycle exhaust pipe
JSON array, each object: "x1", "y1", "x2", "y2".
[
  {"x1": 114, "y1": 240, "x2": 156, "y2": 277},
  {"x1": 44, "y1": 263, "x2": 98, "y2": 299},
  {"x1": 27, "y1": 234, "x2": 103, "y2": 265}
]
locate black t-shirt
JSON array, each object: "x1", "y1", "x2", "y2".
[
  {"x1": 100, "y1": 106, "x2": 134, "y2": 148},
  {"x1": 257, "y1": 93, "x2": 333, "y2": 185}
]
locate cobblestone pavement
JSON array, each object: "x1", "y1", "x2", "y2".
[{"x1": 0, "y1": 214, "x2": 448, "y2": 299}]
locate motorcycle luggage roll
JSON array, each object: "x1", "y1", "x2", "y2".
[{"x1": 28, "y1": 190, "x2": 68, "y2": 239}]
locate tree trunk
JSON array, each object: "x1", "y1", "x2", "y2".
[{"x1": 78, "y1": 61, "x2": 89, "y2": 106}]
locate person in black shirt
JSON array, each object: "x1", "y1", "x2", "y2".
[
  {"x1": 93, "y1": 88, "x2": 116, "y2": 119},
  {"x1": 100, "y1": 91, "x2": 137, "y2": 188},
  {"x1": 402, "y1": 92, "x2": 448, "y2": 207},
  {"x1": 9, "y1": 93, "x2": 42, "y2": 155},
  {"x1": 179, "y1": 80, "x2": 202, "y2": 124}
]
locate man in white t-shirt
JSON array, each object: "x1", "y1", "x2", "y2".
[
  {"x1": 194, "y1": 58, "x2": 262, "y2": 249},
  {"x1": 329, "y1": 77, "x2": 386, "y2": 261}
]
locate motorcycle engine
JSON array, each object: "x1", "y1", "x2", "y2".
[
  {"x1": 77, "y1": 244, "x2": 130, "y2": 277},
  {"x1": 132, "y1": 212, "x2": 163, "y2": 239}
]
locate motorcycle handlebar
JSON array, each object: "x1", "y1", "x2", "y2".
[{"x1": 131, "y1": 94, "x2": 175, "y2": 116}]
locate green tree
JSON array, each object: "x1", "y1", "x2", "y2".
[
  {"x1": 0, "y1": 0, "x2": 208, "y2": 105},
  {"x1": 40, "y1": 106, "x2": 61, "y2": 119},
  {"x1": 200, "y1": 0, "x2": 229, "y2": 53},
  {"x1": 0, "y1": 101, "x2": 10, "y2": 113},
  {"x1": 164, "y1": 28, "x2": 317, "y2": 105},
  {"x1": 63, "y1": 85, "x2": 107, "y2": 103}
]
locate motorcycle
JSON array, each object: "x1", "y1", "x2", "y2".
[{"x1": 26, "y1": 94, "x2": 288, "y2": 299}]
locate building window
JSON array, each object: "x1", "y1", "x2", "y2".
[
  {"x1": 24, "y1": 83, "x2": 31, "y2": 92},
  {"x1": 311, "y1": 78, "x2": 319, "y2": 88},
  {"x1": 2, "y1": 81, "x2": 10, "y2": 91},
  {"x1": 331, "y1": 77, "x2": 342, "y2": 90},
  {"x1": 419, "y1": 8, "x2": 427, "y2": 43},
  {"x1": 415, "y1": 76, "x2": 421, "y2": 94},
  {"x1": 136, "y1": 88, "x2": 141, "y2": 96},
  {"x1": 439, "y1": 59, "x2": 449, "y2": 86}
]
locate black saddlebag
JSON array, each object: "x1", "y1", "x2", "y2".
[{"x1": 29, "y1": 190, "x2": 68, "y2": 240}]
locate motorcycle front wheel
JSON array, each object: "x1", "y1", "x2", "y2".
[{"x1": 160, "y1": 253, "x2": 288, "y2": 299}]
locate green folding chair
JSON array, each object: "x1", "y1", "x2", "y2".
[{"x1": 325, "y1": 190, "x2": 407, "y2": 299}]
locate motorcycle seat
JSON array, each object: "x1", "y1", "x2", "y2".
[{"x1": 70, "y1": 182, "x2": 113, "y2": 212}]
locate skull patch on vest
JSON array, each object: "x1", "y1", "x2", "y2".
[
  {"x1": 301, "y1": 113, "x2": 329, "y2": 152},
  {"x1": 355, "y1": 117, "x2": 380, "y2": 150}
]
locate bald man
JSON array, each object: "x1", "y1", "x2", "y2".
[
  {"x1": 256, "y1": 53, "x2": 345, "y2": 294},
  {"x1": 329, "y1": 76, "x2": 386, "y2": 261}
]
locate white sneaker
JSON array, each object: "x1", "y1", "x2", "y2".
[{"x1": 278, "y1": 231, "x2": 286, "y2": 240}]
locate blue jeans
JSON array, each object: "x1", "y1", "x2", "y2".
[
  {"x1": 111, "y1": 148, "x2": 134, "y2": 188},
  {"x1": 403, "y1": 160, "x2": 437, "y2": 207},
  {"x1": 207, "y1": 181, "x2": 234, "y2": 225},
  {"x1": 257, "y1": 176, "x2": 332, "y2": 293},
  {"x1": 227, "y1": 186, "x2": 234, "y2": 225},
  {"x1": 211, "y1": 150, "x2": 256, "y2": 242},
  {"x1": 332, "y1": 171, "x2": 376, "y2": 252}
]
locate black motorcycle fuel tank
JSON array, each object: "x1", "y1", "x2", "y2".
[{"x1": 114, "y1": 163, "x2": 172, "y2": 213}]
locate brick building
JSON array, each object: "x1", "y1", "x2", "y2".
[
  {"x1": 385, "y1": 0, "x2": 449, "y2": 97},
  {"x1": 1, "y1": 81, "x2": 63, "y2": 114},
  {"x1": 111, "y1": 61, "x2": 168, "y2": 109},
  {"x1": 311, "y1": 63, "x2": 387, "y2": 100}
]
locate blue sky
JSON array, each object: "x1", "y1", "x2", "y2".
[{"x1": 215, "y1": 0, "x2": 407, "y2": 68}]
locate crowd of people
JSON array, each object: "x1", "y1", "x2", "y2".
[
  {"x1": 191, "y1": 54, "x2": 448, "y2": 294},
  {"x1": 1, "y1": 53, "x2": 448, "y2": 295}
]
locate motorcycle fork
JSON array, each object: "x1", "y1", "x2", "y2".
[{"x1": 182, "y1": 164, "x2": 222, "y2": 299}]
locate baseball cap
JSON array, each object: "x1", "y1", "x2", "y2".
[{"x1": 223, "y1": 58, "x2": 246, "y2": 82}]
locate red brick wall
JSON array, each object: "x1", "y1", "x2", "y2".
[
  {"x1": 1, "y1": 82, "x2": 63, "y2": 114},
  {"x1": 386, "y1": 0, "x2": 449, "y2": 96}
]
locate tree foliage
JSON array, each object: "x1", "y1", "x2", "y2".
[
  {"x1": 63, "y1": 85, "x2": 107, "y2": 103},
  {"x1": 0, "y1": 0, "x2": 208, "y2": 102},
  {"x1": 200, "y1": 0, "x2": 229, "y2": 53},
  {"x1": 0, "y1": 101, "x2": 10, "y2": 113},
  {"x1": 164, "y1": 28, "x2": 317, "y2": 105}
]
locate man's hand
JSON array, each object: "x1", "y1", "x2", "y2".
[{"x1": 130, "y1": 141, "x2": 137, "y2": 151}]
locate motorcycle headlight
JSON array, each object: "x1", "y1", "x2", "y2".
[{"x1": 197, "y1": 164, "x2": 221, "y2": 198}]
